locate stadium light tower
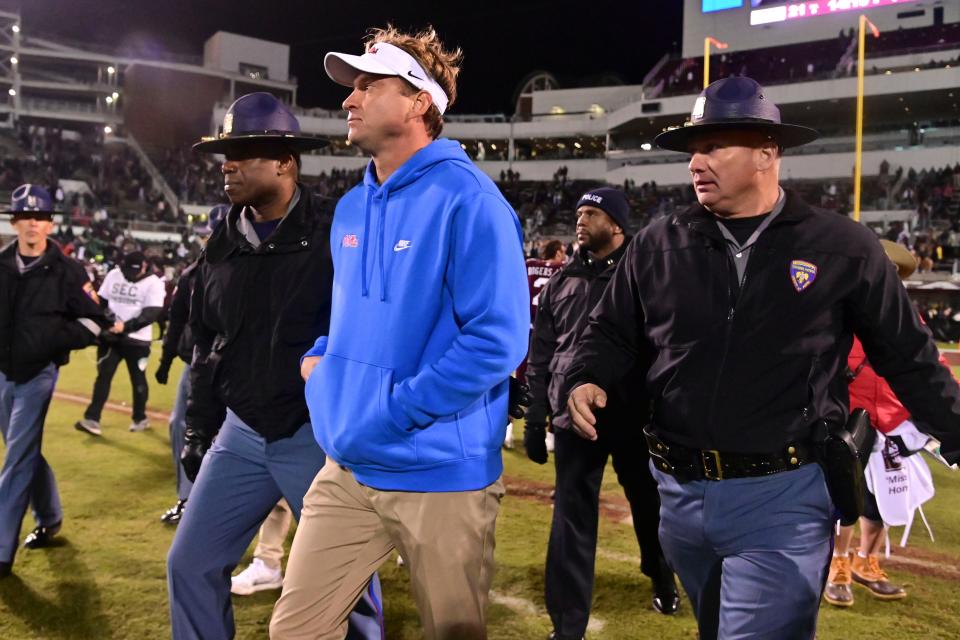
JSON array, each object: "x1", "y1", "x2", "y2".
[
  {"x1": 704, "y1": 37, "x2": 729, "y2": 89},
  {"x1": 853, "y1": 15, "x2": 881, "y2": 223}
]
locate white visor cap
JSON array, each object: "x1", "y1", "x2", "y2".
[{"x1": 324, "y1": 42, "x2": 450, "y2": 115}]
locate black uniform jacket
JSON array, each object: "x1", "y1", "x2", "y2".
[
  {"x1": 160, "y1": 260, "x2": 199, "y2": 366},
  {"x1": 187, "y1": 187, "x2": 334, "y2": 442},
  {"x1": 565, "y1": 190, "x2": 960, "y2": 463},
  {"x1": 527, "y1": 240, "x2": 647, "y2": 431},
  {"x1": 0, "y1": 241, "x2": 107, "y2": 383}
]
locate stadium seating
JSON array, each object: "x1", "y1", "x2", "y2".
[{"x1": 649, "y1": 22, "x2": 960, "y2": 98}]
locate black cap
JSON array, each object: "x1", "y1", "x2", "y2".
[{"x1": 121, "y1": 251, "x2": 146, "y2": 271}]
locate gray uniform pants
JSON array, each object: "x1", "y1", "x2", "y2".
[{"x1": 169, "y1": 364, "x2": 192, "y2": 501}]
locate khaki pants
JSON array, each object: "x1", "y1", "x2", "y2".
[
  {"x1": 254, "y1": 499, "x2": 293, "y2": 570},
  {"x1": 270, "y1": 462, "x2": 504, "y2": 640}
]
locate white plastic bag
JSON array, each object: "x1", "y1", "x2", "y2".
[{"x1": 864, "y1": 420, "x2": 935, "y2": 549}]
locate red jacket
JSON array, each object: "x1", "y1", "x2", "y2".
[{"x1": 848, "y1": 336, "x2": 952, "y2": 434}]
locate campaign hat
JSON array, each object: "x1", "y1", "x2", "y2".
[
  {"x1": 655, "y1": 76, "x2": 818, "y2": 152},
  {"x1": 193, "y1": 92, "x2": 328, "y2": 154},
  {"x1": 6, "y1": 183, "x2": 56, "y2": 220}
]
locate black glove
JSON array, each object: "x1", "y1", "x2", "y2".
[
  {"x1": 524, "y1": 423, "x2": 549, "y2": 464},
  {"x1": 509, "y1": 377, "x2": 532, "y2": 420},
  {"x1": 180, "y1": 428, "x2": 211, "y2": 483},
  {"x1": 99, "y1": 331, "x2": 121, "y2": 346},
  {"x1": 155, "y1": 357, "x2": 172, "y2": 385}
]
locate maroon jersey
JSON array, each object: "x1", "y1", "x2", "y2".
[
  {"x1": 518, "y1": 258, "x2": 563, "y2": 384},
  {"x1": 526, "y1": 258, "x2": 562, "y2": 326}
]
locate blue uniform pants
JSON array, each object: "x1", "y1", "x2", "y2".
[
  {"x1": 652, "y1": 462, "x2": 834, "y2": 640},
  {"x1": 169, "y1": 365, "x2": 192, "y2": 502},
  {"x1": 167, "y1": 410, "x2": 382, "y2": 640},
  {"x1": 0, "y1": 364, "x2": 62, "y2": 564}
]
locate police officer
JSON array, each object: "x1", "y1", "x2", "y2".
[
  {"x1": 165, "y1": 92, "x2": 382, "y2": 640},
  {"x1": 526, "y1": 187, "x2": 678, "y2": 640},
  {"x1": 154, "y1": 204, "x2": 228, "y2": 525},
  {"x1": 565, "y1": 77, "x2": 960, "y2": 639},
  {"x1": 0, "y1": 184, "x2": 107, "y2": 578}
]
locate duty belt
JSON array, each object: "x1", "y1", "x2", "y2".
[{"x1": 643, "y1": 425, "x2": 817, "y2": 482}]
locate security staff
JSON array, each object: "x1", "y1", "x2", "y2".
[
  {"x1": 75, "y1": 250, "x2": 165, "y2": 435},
  {"x1": 565, "y1": 77, "x2": 960, "y2": 640},
  {"x1": 526, "y1": 188, "x2": 678, "y2": 640},
  {"x1": 154, "y1": 204, "x2": 228, "y2": 525},
  {"x1": 0, "y1": 184, "x2": 107, "y2": 578},
  {"x1": 165, "y1": 92, "x2": 382, "y2": 640}
]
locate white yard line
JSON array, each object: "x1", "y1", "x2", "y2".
[
  {"x1": 883, "y1": 553, "x2": 960, "y2": 578},
  {"x1": 53, "y1": 390, "x2": 171, "y2": 422},
  {"x1": 490, "y1": 590, "x2": 606, "y2": 633}
]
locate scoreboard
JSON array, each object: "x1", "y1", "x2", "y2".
[{"x1": 750, "y1": 0, "x2": 923, "y2": 26}]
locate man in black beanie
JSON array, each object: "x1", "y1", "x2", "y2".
[
  {"x1": 526, "y1": 187, "x2": 679, "y2": 640},
  {"x1": 76, "y1": 251, "x2": 165, "y2": 435}
]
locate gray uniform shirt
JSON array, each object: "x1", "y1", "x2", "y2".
[{"x1": 713, "y1": 187, "x2": 787, "y2": 284}]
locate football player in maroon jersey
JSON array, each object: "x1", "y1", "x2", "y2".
[{"x1": 505, "y1": 239, "x2": 566, "y2": 449}]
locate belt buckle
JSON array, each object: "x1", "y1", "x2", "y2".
[{"x1": 701, "y1": 449, "x2": 723, "y2": 480}]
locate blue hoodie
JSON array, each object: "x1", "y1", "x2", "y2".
[{"x1": 303, "y1": 139, "x2": 529, "y2": 492}]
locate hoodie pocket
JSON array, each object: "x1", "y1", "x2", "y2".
[{"x1": 306, "y1": 353, "x2": 417, "y2": 467}]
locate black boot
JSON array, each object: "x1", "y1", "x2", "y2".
[
  {"x1": 160, "y1": 499, "x2": 186, "y2": 524},
  {"x1": 23, "y1": 521, "x2": 62, "y2": 549},
  {"x1": 651, "y1": 565, "x2": 680, "y2": 615}
]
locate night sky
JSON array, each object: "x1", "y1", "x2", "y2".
[{"x1": 11, "y1": 0, "x2": 684, "y2": 115}]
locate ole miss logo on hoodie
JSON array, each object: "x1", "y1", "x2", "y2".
[{"x1": 342, "y1": 234, "x2": 359, "y2": 248}]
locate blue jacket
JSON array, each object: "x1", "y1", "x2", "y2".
[{"x1": 304, "y1": 139, "x2": 529, "y2": 491}]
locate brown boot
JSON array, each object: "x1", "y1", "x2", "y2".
[
  {"x1": 851, "y1": 554, "x2": 907, "y2": 600},
  {"x1": 824, "y1": 554, "x2": 854, "y2": 607}
]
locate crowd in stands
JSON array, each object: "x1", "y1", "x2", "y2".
[
  {"x1": 500, "y1": 165, "x2": 698, "y2": 246},
  {"x1": 886, "y1": 163, "x2": 960, "y2": 219},
  {"x1": 154, "y1": 147, "x2": 224, "y2": 206},
  {"x1": 152, "y1": 146, "x2": 367, "y2": 208},
  {"x1": 0, "y1": 125, "x2": 175, "y2": 225},
  {"x1": 6, "y1": 121, "x2": 959, "y2": 296},
  {"x1": 919, "y1": 302, "x2": 960, "y2": 343},
  {"x1": 650, "y1": 22, "x2": 959, "y2": 99},
  {"x1": 46, "y1": 217, "x2": 200, "y2": 286}
]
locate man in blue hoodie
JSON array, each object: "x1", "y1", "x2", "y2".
[{"x1": 270, "y1": 27, "x2": 529, "y2": 640}]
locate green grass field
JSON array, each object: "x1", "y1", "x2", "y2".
[{"x1": 2, "y1": 345, "x2": 960, "y2": 639}]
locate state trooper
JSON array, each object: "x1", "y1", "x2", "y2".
[
  {"x1": 164, "y1": 92, "x2": 382, "y2": 640},
  {"x1": 0, "y1": 185, "x2": 108, "y2": 578},
  {"x1": 565, "y1": 77, "x2": 960, "y2": 639}
]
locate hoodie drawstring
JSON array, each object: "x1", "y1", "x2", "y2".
[
  {"x1": 361, "y1": 187, "x2": 391, "y2": 301},
  {"x1": 377, "y1": 194, "x2": 389, "y2": 302},
  {"x1": 361, "y1": 190, "x2": 373, "y2": 297}
]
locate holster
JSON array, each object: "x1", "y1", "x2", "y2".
[{"x1": 816, "y1": 408, "x2": 872, "y2": 526}]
